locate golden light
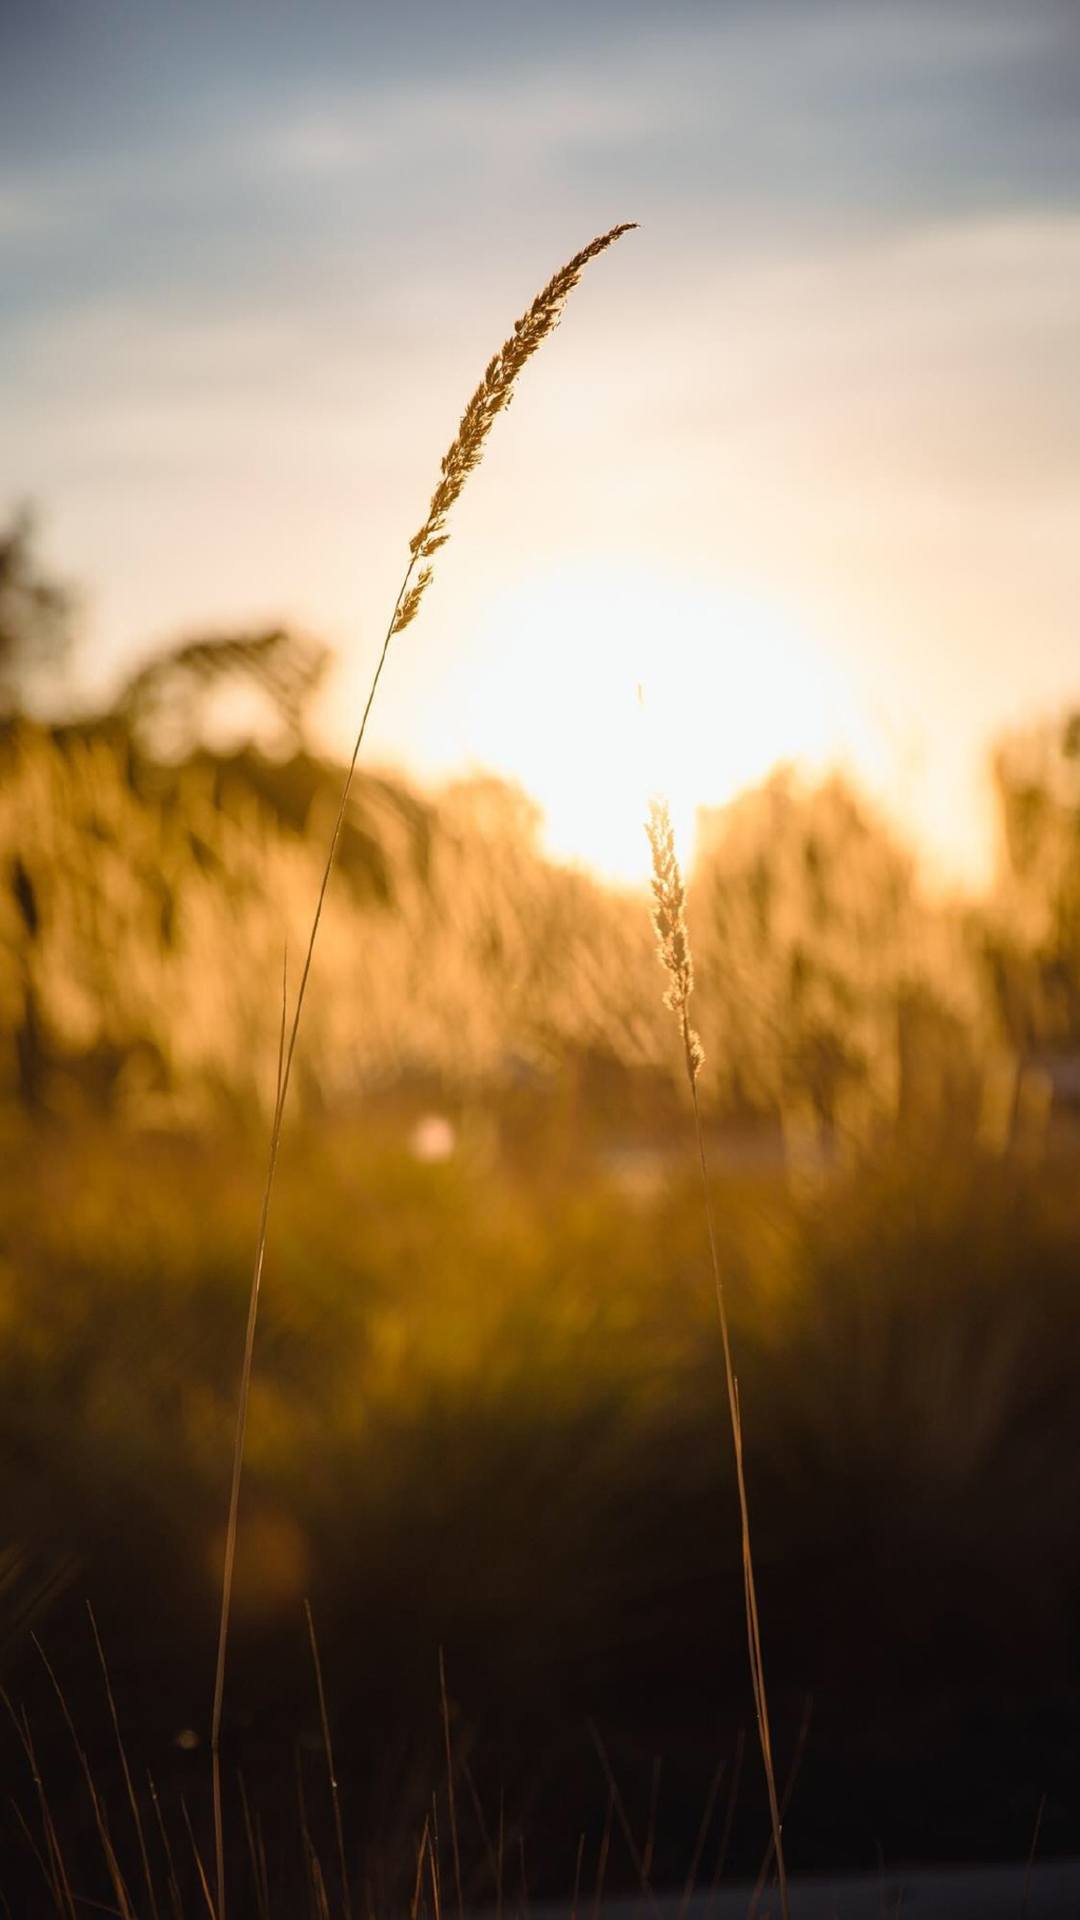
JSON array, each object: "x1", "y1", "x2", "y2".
[{"x1": 439, "y1": 560, "x2": 882, "y2": 884}]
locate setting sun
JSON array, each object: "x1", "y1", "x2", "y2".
[
  {"x1": 5, "y1": 5, "x2": 1080, "y2": 1910},
  {"x1": 437, "y1": 560, "x2": 881, "y2": 883}
]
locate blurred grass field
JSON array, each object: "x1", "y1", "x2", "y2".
[
  {"x1": 3, "y1": 1108, "x2": 1080, "y2": 1903},
  {"x1": 2, "y1": 520, "x2": 1080, "y2": 1907}
]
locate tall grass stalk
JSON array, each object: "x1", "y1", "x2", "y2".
[
  {"x1": 438, "y1": 1648, "x2": 465, "y2": 1920},
  {"x1": 34, "y1": 1634, "x2": 136, "y2": 1920},
  {"x1": 148, "y1": 1768, "x2": 185, "y2": 1920},
  {"x1": 305, "y1": 1600, "x2": 351, "y2": 1920},
  {"x1": 646, "y1": 799, "x2": 790, "y2": 1920},
  {"x1": 88, "y1": 1601, "x2": 160, "y2": 1920},
  {"x1": 210, "y1": 222, "x2": 636, "y2": 1919},
  {"x1": 3, "y1": 1690, "x2": 77, "y2": 1919}
]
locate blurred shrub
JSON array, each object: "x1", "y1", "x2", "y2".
[
  {"x1": 0, "y1": 719, "x2": 1031, "y2": 1157},
  {"x1": 982, "y1": 710, "x2": 1080, "y2": 1049},
  {"x1": 690, "y1": 770, "x2": 999, "y2": 1151},
  {"x1": 1, "y1": 1121, "x2": 1079, "y2": 1886}
]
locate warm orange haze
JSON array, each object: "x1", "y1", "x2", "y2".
[
  {"x1": 3, "y1": 3, "x2": 1080, "y2": 1918},
  {"x1": 6, "y1": 23, "x2": 1079, "y2": 893}
]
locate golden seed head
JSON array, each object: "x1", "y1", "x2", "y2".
[
  {"x1": 646, "y1": 796, "x2": 704, "y2": 1082},
  {"x1": 408, "y1": 224, "x2": 637, "y2": 571}
]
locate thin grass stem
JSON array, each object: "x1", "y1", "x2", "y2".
[
  {"x1": 645, "y1": 798, "x2": 789, "y2": 1920},
  {"x1": 711, "y1": 1727, "x2": 744, "y2": 1900},
  {"x1": 438, "y1": 1649, "x2": 465, "y2": 1920},
  {"x1": 32, "y1": 1637, "x2": 135, "y2": 1920},
  {"x1": 304, "y1": 1600, "x2": 352, "y2": 1920},
  {"x1": 237, "y1": 1771, "x2": 270, "y2": 1920},
  {"x1": 409, "y1": 1815, "x2": 431, "y2": 1920},
  {"x1": 147, "y1": 1769, "x2": 184, "y2": 1920},
  {"x1": 181, "y1": 1796, "x2": 218, "y2": 1920},
  {"x1": 678, "y1": 1755, "x2": 726, "y2": 1920},
  {"x1": 688, "y1": 1068, "x2": 789, "y2": 1920},
  {"x1": 209, "y1": 221, "x2": 635, "y2": 1920},
  {"x1": 87, "y1": 1602, "x2": 160, "y2": 1920},
  {"x1": 586, "y1": 1720, "x2": 661, "y2": 1919}
]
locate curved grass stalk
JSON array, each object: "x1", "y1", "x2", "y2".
[
  {"x1": 209, "y1": 221, "x2": 636, "y2": 1920},
  {"x1": 646, "y1": 798, "x2": 790, "y2": 1920}
]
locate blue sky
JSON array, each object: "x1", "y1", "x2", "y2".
[{"x1": 3, "y1": 0, "x2": 1079, "y2": 882}]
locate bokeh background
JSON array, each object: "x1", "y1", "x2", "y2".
[{"x1": 2, "y1": 1, "x2": 1079, "y2": 1911}]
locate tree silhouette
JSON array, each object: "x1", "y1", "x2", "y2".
[
  {"x1": 0, "y1": 506, "x2": 76, "y2": 713},
  {"x1": 986, "y1": 709, "x2": 1080, "y2": 1051},
  {"x1": 116, "y1": 625, "x2": 331, "y2": 756}
]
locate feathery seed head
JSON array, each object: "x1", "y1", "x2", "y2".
[
  {"x1": 646, "y1": 797, "x2": 704, "y2": 1082},
  {"x1": 407, "y1": 223, "x2": 637, "y2": 578},
  {"x1": 390, "y1": 568, "x2": 432, "y2": 637}
]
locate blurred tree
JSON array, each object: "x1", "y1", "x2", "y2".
[
  {"x1": 983, "y1": 710, "x2": 1080, "y2": 1056},
  {"x1": 116, "y1": 625, "x2": 331, "y2": 758},
  {"x1": 692, "y1": 771, "x2": 984, "y2": 1149},
  {"x1": 0, "y1": 505, "x2": 77, "y2": 714}
]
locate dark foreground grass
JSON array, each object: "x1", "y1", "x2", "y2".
[{"x1": 1, "y1": 1114, "x2": 1079, "y2": 1909}]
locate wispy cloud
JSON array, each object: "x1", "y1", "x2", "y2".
[{"x1": 246, "y1": 76, "x2": 655, "y2": 182}]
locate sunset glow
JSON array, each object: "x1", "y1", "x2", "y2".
[
  {"x1": 4, "y1": 4, "x2": 1078, "y2": 900},
  {"x1": 429, "y1": 562, "x2": 883, "y2": 884},
  {"x1": 4, "y1": 9, "x2": 1080, "y2": 1907}
]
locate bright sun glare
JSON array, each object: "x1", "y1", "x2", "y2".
[{"x1": 448, "y1": 562, "x2": 881, "y2": 885}]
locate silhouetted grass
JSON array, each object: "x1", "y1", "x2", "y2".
[
  {"x1": 2, "y1": 1118, "x2": 1080, "y2": 1905},
  {"x1": 648, "y1": 796, "x2": 787, "y2": 1917},
  {"x1": 211, "y1": 224, "x2": 636, "y2": 1912}
]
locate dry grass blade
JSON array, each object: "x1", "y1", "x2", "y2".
[
  {"x1": 8, "y1": 1793, "x2": 58, "y2": 1913},
  {"x1": 586, "y1": 1721, "x2": 661, "y2": 1920},
  {"x1": 255, "y1": 1811, "x2": 271, "y2": 1920},
  {"x1": 438, "y1": 1648, "x2": 464, "y2": 1920},
  {"x1": 8, "y1": 1797, "x2": 65, "y2": 1920},
  {"x1": 2, "y1": 1690, "x2": 73, "y2": 1919},
  {"x1": 24, "y1": 1727, "x2": 77, "y2": 1920},
  {"x1": 295, "y1": 1742, "x2": 319, "y2": 1920},
  {"x1": 645, "y1": 799, "x2": 790, "y2": 1920},
  {"x1": 409, "y1": 1815, "x2": 431, "y2": 1920},
  {"x1": 304, "y1": 1600, "x2": 351, "y2": 1920},
  {"x1": 237, "y1": 1772, "x2": 270, "y2": 1920},
  {"x1": 749, "y1": 1694, "x2": 812, "y2": 1915},
  {"x1": 677, "y1": 1755, "x2": 726, "y2": 1920},
  {"x1": 181, "y1": 1797, "x2": 219, "y2": 1920},
  {"x1": 461, "y1": 1756, "x2": 500, "y2": 1895},
  {"x1": 147, "y1": 1769, "x2": 184, "y2": 1920},
  {"x1": 32, "y1": 1636, "x2": 135, "y2": 1920},
  {"x1": 712, "y1": 1726, "x2": 745, "y2": 1896},
  {"x1": 310, "y1": 1852, "x2": 332, "y2": 1920},
  {"x1": 209, "y1": 219, "x2": 636, "y2": 1920},
  {"x1": 87, "y1": 1602, "x2": 160, "y2": 1920},
  {"x1": 428, "y1": 1802, "x2": 443, "y2": 1920}
]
